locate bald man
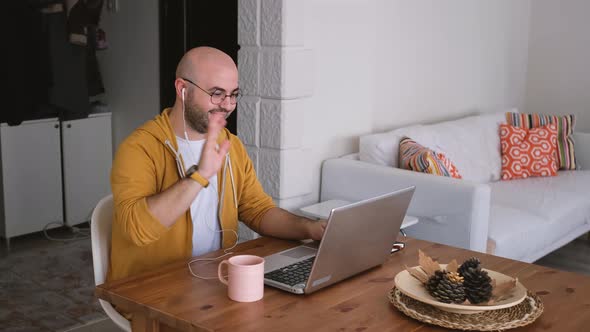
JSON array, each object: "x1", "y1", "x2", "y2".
[{"x1": 108, "y1": 47, "x2": 326, "y2": 282}]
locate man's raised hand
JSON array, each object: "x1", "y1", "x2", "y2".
[{"x1": 197, "y1": 116, "x2": 231, "y2": 179}]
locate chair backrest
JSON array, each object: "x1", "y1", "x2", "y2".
[
  {"x1": 90, "y1": 194, "x2": 132, "y2": 331},
  {"x1": 91, "y1": 194, "x2": 114, "y2": 286}
]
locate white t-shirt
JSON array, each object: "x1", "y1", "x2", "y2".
[{"x1": 176, "y1": 136, "x2": 221, "y2": 256}]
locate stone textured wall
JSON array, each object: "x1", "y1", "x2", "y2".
[{"x1": 237, "y1": 0, "x2": 313, "y2": 207}]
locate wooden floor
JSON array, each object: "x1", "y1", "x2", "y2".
[{"x1": 535, "y1": 235, "x2": 590, "y2": 276}]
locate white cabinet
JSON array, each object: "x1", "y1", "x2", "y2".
[
  {"x1": 0, "y1": 113, "x2": 112, "y2": 245},
  {"x1": 62, "y1": 113, "x2": 112, "y2": 226},
  {"x1": 0, "y1": 118, "x2": 64, "y2": 240}
]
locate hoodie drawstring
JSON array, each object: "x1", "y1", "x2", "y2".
[
  {"x1": 219, "y1": 153, "x2": 238, "y2": 212},
  {"x1": 227, "y1": 154, "x2": 238, "y2": 208},
  {"x1": 165, "y1": 139, "x2": 186, "y2": 177}
]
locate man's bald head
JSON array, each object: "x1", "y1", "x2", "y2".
[
  {"x1": 172, "y1": 47, "x2": 239, "y2": 135},
  {"x1": 175, "y1": 47, "x2": 237, "y2": 82}
]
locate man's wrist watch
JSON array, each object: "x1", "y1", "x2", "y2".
[{"x1": 185, "y1": 165, "x2": 209, "y2": 188}]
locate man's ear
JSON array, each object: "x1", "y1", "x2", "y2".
[{"x1": 174, "y1": 78, "x2": 186, "y2": 101}]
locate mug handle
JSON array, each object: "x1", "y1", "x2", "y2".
[{"x1": 218, "y1": 260, "x2": 229, "y2": 285}]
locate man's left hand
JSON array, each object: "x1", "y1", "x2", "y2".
[{"x1": 307, "y1": 220, "x2": 327, "y2": 241}]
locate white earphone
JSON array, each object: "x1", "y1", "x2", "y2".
[{"x1": 182, "y1": 86, "x2": 191, "y2": 144}]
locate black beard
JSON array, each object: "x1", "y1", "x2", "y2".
[
  {"x1": 185, "y1": 105, "x2": 228, "y2": 134},
  {"x1": 185, "y1": 104, "x2": 209, "y2": 134}
]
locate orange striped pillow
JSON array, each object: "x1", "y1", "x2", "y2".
[
  {"x1": 506, "y1": 112, "x2": 576, "y2": 170},
  {"x1": 399, "y1": 137, "x2": 462, "y2": 179}
]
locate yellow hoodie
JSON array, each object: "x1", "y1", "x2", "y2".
[{"x1": 107, "y1": 109, "x2": 275, "y2": 281}]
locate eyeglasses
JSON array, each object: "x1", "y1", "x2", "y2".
[{"x1": 181, "y1": 77, "x2": 241, "y2": 105}]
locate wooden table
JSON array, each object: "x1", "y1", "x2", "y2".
[{"x1": 96, "y1": 237, "x2": 590, "y2": 331}]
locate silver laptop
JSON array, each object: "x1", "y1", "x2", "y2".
[{"x1": 263, "y1": 186, "x2": 415, "y2": 294}]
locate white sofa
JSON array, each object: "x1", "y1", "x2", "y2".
[{"x1": 320, "y1": 111, "x2": 590, "y2": 263}]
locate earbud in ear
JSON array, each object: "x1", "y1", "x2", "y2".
[{"x1": 182, "y1": 88, "x2": 186, "y2": 102}]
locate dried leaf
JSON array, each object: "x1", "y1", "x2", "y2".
[
  {"x1": 405, "y1": 265, "x2": 429, "y2": 284},
  {"x1": 491, "y1": 277, "x2": 518, "y2": 302},
  {"x1": 418, "y1": 249, "x2": 441, "y2": 277},
  {"x1": 446, "y1": 259, "x2": 459, "y2": 273}
]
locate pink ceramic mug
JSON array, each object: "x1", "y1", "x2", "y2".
[{"x1": 218, "y1": 255, "x2": 265, "y2": 302}]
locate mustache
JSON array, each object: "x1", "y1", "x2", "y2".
[{"x1": 208, "y1": 108, "x2": 233, "y2": 119}]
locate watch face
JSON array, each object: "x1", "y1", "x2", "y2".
[{"x1": 186, "y1": 164, "x2": 199, "y2": 176}]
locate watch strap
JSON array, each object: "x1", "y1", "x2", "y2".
[
  {"x1": 186, "y1": 165, "x2": 209, "y2": 188},
  {"x1": 190, "y1": 171, "x2": 209, "y2": 188}
]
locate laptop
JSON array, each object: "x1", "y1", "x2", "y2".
[{"x1": 263, "y1": 186, "x2": 415, "y2": 294}]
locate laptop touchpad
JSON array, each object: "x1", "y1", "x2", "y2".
[{"x1": 281, "y1": 246, "x2": 317, "y2": 259}]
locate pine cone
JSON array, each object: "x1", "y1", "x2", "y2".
[
  {"x1": 462, "y1": 267, "x2": 493, "y2": 304},
  {"x1": 429, "y1": 271, "x2": 466, "y2": 304},
  {"x1": 458, "y1": 257, "x2": 481, "y2": 277},
  {"x1": 426, "y1": 270, "x2": 446, "y2": 294}
]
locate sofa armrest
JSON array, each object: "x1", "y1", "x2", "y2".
[
  {"x1": 320, "y1": 158, "x2": 491, "y2": 253},
  {"x1": 575, "y1": 132, "x2": 590, "y2": 170}
]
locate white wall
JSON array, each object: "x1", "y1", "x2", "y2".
[
  {"x1": 526, "y1": 0, "x2": 590, "y2": 132},
  {"x1": 295, "y1": 0, "x2": 531, "y2": 205},
  {"x1": 374, "y1": 0, "x2": 531, "y2": 132},
  {"x1": 97, "y1": 0, "x2": 160, "y2": 150},
  {"x1": 282, "y1": 0, "x2": 379, "y2": 208}
]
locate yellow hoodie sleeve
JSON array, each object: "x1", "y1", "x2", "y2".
[
  {"x1": 235, "y1": 139, "x2": 276, "y2": 232},
  {"x1": 111, "y1": 134, "x2": 169, "y2": 246}
]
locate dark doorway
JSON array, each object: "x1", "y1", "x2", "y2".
[{"x1": 159, "y1": 0, "x2": 239, "y2": 134}]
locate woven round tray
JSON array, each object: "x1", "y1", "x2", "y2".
[{"x1": 388, "y1": 287, "x2": 543, "y2": 331}]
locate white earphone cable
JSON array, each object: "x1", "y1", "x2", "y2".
[
  {"x1": 182, "y1": 87, "x2": 240, "y2": 279},
  {"x1": 187, "y1": 228, "x2": 238, "y2": 280},
  {"x1": 182, "y1": 88, "x2": 199, "y2": 164}
]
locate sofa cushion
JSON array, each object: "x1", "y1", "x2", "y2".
[
  {"x1": 488, "y1": 205, "x2": 549, "y2": 261},
  {"x1": 359, "y1": 110, "x2": 511, "y2": 183},
  {"x1": 499, "y1": 123, "x2": 558, "y2": 180},
  {"x1": 412, "y1": 111, "x2": 508, "y2": 183},
  {"x1": 399, "y1": 137, "x2": 462, "y2": 178},
  {"x1": 489, "y1": 171, "x2": 590, "y2": 260},
  {"x1": 359, "y1": 124, "x2": 430, "y2": 168},
  {"x1": 506, "y1": 112, "x2": 576, "y2": 170}
]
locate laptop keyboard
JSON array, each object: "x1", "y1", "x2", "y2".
[{"x1": 265, "y1": 256, "x2": 316, "y2": 286}]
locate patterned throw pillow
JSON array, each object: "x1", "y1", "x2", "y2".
[
  {"x1": 399, "y1": 137, "x2": 462, "y2": 179},
  {"x1": 500, "y1": 123, "x2": 558, "y2": 180},
  {"x1": 506, "y1": 112, "x2": 576, "y2": 170}
]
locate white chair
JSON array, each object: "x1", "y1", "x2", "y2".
[{"x1": 91, "y1": 195, "x2": 131, "y2": 332}]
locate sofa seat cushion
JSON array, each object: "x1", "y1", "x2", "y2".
[
  {"x1": 488, "y1": 205, "x2": 550, "y2": 261},
  {"x1": 489, "y1": 170, "x2": 590, "y2": 260}
]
